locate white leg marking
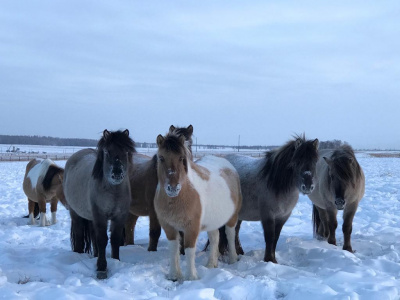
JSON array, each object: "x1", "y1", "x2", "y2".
[
  {"x1": 206, "y1": 230, "x2": 219, "y2": 268},
  {"x1": 28, "y1": 213, "x2": 35, "y2": 225},
  {"x1": 226, "y1": 225, "x2": 238, "y2": 264},
  {"x1": 185, "y1": 247, "x2": 198, "y2": 280},
  {"x1": 167, "y1": 239, "x2": 182, "y2": 281},
  {"x1": 40, "y1": 212, "x2": 49, "y2": 227},
  {"x1": 51, "y1": 212, "x2": 57, "y2": 224}
]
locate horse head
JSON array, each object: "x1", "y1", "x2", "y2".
[
  {"x1": 291, "y1": 136, "x2": 319, "y2": 195},
  {"x1": 92, "y1": 129, "x2": 136, "y2": 185},
  {"x1": 323, "y1": 145, "x2": 361, "y2": 210},
  {"x1": 156, "y1": 132, "x2": 190, "y2": 198},
  {"x1": 169, "y1": 124, "x2": 194, "y2": 160}
]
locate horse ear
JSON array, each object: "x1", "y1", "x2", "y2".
[
  {"x1": 323, "y1": 156, "x2": 333, "y2": 167},
  {"x1": 187, "y1": 125, "x2": 194, "y2": 135},
  {"x1": 295, "y1": 138, "x2": 302, "y2": 149},
  {"x1": 313, "y1": 139, "x2": 319, "y2": 149},
  {"x1": 123, "y1": 129, "x2": 129, "y2": 136},
  {"x1": 103, "y1": 130, "x2": 110, "y2": 139},
  {"x1": 169, "y1": 125, "x2": 176, "y2": 133},
  {"x1": 348, "y1": 157, "x2": 354, "y2": 165},
  {"x1": 156, "y1": 134, "x2": 165, "y2": 147}
]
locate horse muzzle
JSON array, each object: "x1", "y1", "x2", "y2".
[
  {"x1": 300, "y1": 183, "x2": 315, "y2": 195},
  {"x1": 165, "y1": 183, "x2": 182, "y2": 198},
  {"x1": 110, "y1": 169, "x2": 125, "y2": 185},
  {"x1": 335, "y1": 198, "x2": 345, "y2": 210}
]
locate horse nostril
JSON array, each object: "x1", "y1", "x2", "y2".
[
  {"x1": 301, "y1": 184, "x2": 306, "y2": 191},
  {"x1": 310, "y1": 185, "x2": 315, "y2": 192}
]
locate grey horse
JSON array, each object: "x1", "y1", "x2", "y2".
[
  {"x1": 308, "y1": 144, "x2": 365, "y2": 252},
  {"x1": 222, "y1": 135, "x2": 319, "y2": 263},
  {"x1": 63, "y1": 129, "x2": 136, "y2": 279}
]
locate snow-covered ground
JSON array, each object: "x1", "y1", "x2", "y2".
[{"x1": 0, "y1": 152, "x2": 400, "y2": 299}]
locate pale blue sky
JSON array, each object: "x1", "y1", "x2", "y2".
[{"x1": 1, "y1": 1, "x2": 399, "y2": 149}]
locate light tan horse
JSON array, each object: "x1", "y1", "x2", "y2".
[
  {"x1": 22, "y1": 158, "x2": 65, "y2": 226},
  {"x1": 154, "y1": 132, "x2": 242, "y2": 281},
  {"x1": 308, "y1": 144, "x2": 365, "y2": 252}
]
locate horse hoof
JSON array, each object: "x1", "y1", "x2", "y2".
[{"x1": 97, "y1": 271, "x2": 107, "y2": 280}]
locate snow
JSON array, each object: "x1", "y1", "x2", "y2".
[{"x1": 1, "y1": 153, "x2": 400, "y2": 299}]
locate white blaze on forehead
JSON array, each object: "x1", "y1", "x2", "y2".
[{"x1": 27, "y1": 159, "x2": 54, "y2": 189}]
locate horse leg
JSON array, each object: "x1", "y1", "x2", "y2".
[
  {"x1": 206, "y1": 230, "x2": 219, "y2": 268},
  {"x1": 261, "y1": 217, "x2": 277, "y2": 263},
  {"x1": 225, "y1": 225, "x2": 238, "y2": 264},
  {"x1": 342, "y1": 202, "x2": 358, "y2": 253},
  {"x1": 179, "y1": 231, "x2": 185, "y2": 255},
  {"x1": 218, "y1": 226, "x2": 228, "y2": 255},
  {"x1": 326, "y1": 209, "x2": 338, "y2": 246},
  {"x1": 184, "y1": 226, "x2": 200, "y2": 280},
  {"x1": 124, "y1": 213, "x2": 138, "y2": 246},
  {"x1": 93, "y1": 217, "x2": 109, "y2": 279},
  {"x1": 28, "y1": 199, "x2": 36, "y2": 225},
  {"x1": 160, "y1": 220, "x2": 182, "y2": 281},
  {"x1": 69, "y1": 208, "x2": 92, "y2": 254},
  {"x1": 235, "y1": 220, "x2": 244, "y2": 255},
  {"x1": 37, "y1": 196, "x2": 48, "y2": 227},
  {"x1": 50, "y1": 197, "x2": 57, "y2": 224},
  {"x1": 148, "y1": 209, "x2": 162, "y2": 252},
  {"x1": 110, "y1": 218, "x2": 125, "y2": 260},
  {"x1": 272, "y1": 216, "x2": 289, "y2": 257},
  {"x1": 314, "y1": 206, "x2": 329, "y2": 239}
]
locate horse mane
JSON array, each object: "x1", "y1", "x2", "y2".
[
  {"x1": 330, "y1": 144, "x2": 362, "y2": 188},
  {"x1": 260, "y1": 134, "x2": 306, "y2": 195},
  {"x1": 92, "y1": 130, "x2": 136, "y2": 180},
  {"x1": 42, "y1": 164, "x2": 64, "y2": 191}
]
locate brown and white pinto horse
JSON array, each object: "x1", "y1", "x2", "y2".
[
  {"x1": 22, "y1": 158, "x2": 65, "y2": 226},
  {"x1": 154, "y1": 132, "x2": 242, "y2": 281},
  {"x1": 125, "y1": 125, "x2": 194, "y2": 251}
]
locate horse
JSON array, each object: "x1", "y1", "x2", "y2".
[
  {"x1": 22, "y1": 158, "x2": 65, "y2": 226},
  {"x1": 219, "y1": 135, "x2": 319, "y2": 263},
  {"x1": 63, "y1": 129, "x2": 135, "y2": 279},
  {"x1": 154, "y1": 131, "x2": 242, "y2": 281},
  {"x1": 124, "y1": 125, "x2": 194, "y2": 252},
  {"x1": 308, "y1": 144, "x2": 364, "y2": 252}
]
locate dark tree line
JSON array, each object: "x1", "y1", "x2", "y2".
[
  {"x1": 318, "y1": 139, "x2": 348, "y2": 150},
  {"x1": 0, "y1": 135, "x2": 97, "y2": 147}
]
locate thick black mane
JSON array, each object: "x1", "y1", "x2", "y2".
[
  {"x1": 260, "y1": 137, "x2": 301, "y2": 195},
  {"x1": 97, "y1": 130, "x2": 136, "y2": 154},
  {"x1": 42, "y1": 164, "x2": 64, "y2": 191},
  {"x1": 92, "y1": 130, "x2": 136, "y2": 180},
  {"x1": 331, "y1": 145, "x2": 361, "y2": 188},
  {"x1": 161, "y1": 134, "x2": 188, "y2": 155}
]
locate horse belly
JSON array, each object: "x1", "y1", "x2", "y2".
[{"x1": 199, "y1": 180, "x2": 236, "y2": 232}]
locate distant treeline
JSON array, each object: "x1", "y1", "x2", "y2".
[
  {"x1": 0, "y1": 134, "x2": 348, "y2": 150},
  {"x1": 0, "y1": 135, "x2": 97, "y2": 147}
]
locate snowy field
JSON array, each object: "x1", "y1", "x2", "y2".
[{"x1": 1, "y1": 152, "x2": 400, "y2": 299}]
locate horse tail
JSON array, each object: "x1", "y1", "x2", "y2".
[
  {"x1": 70, "y1": 209, "x2": 92, "y2": 254},
  {"x1": 312, "y1": 204, "x2": 321, "y2": 238},
  {"x1": 42, "y1": 165, "x2": 64, "y2": 191}
]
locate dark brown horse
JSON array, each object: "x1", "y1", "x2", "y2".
[
  {"x1": 124, "y1": 125, "x2": 193, "y2": 251},
  {"x1": 63, "y1": 129, "x2": 136, "y2": 279},
  {"x1": 308, "y1": 144, "x2": 364, "y2": 252}
]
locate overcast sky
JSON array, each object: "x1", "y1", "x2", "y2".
[{"x1": 1, "y1": 1, "x2": 399, "y2": 149}]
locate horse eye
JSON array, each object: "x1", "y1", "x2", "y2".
[
  {"x1": 159, "y1": 156, "x2": 165, "y2": 162},
  {"x1": 179, "y1": 157, "x2": 184, "y2": 162}
]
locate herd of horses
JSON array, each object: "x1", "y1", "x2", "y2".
[{"x1": 22, "y1": 125, "x2": 365, "y2": 280}]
